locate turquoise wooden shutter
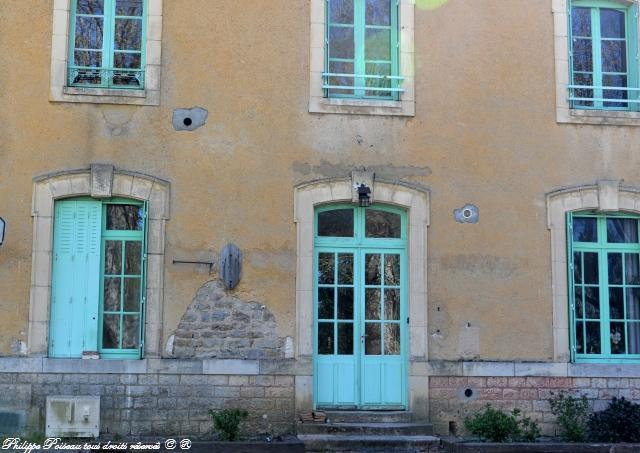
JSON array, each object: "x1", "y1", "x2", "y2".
[{"x1": 50, "y1": 200, "x2": 102, "y2": 358}]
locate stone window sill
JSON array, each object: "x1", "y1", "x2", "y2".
[
  {"x1": 63, "y1": 86, "x2": 147, "y2": 98},
  {"x1": 558, "y1": 108, "x2": 640, "y2": 126},
  {"x1": 309, "y1": 96, "x2": 415, "y2": 117},
  {"x1": 49, "y1": 86, "x2": 160, "y2": 106}
]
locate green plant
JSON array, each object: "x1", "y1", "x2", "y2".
[
  {"x1": 587, "y1": 397, "x2": 640, "y2": 443},
  {"x1": 549, "y1": 392, "x2": 589, "y2": 442},
  {"x1": 464, "y1": 405, "x2": 540, "y2": 442},
  {"x1": 208, "y1": 408, "x2": 248, "y2": 441}
]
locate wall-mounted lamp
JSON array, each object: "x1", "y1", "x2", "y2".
[
  {"x1": 0, "y1": 217, "x2": 5, "y2": 246},
  {"x1": 357, "y1": 184, "x2": 371, "y2": 208}
]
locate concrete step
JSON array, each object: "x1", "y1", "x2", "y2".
[
  {"x1": 297, "y1": 421, "x2": 434, "y2": 436},
  {"x1": 322, "y1": 410, "x2": 414, "y2": 423},
  {"x1": 298, "y1": 434, "x2": 441, "y2": 452}
]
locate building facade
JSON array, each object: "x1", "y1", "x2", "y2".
[{"x1": 1, "y1": 0, "x2": 640, "y2": 438}]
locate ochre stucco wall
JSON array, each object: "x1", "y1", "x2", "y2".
[{"x1": 0, "y1": 0, "x2": 637, "y2": 360}]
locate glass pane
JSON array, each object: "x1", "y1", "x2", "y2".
[
  {"x1": 575, "y1": 321, "x2": 584, "y2": 353},
  {"x1": 103, "y1": 278, "x2": 121, "y2": 312},
  {"x1": 365, "y1": 288, "x2": 381, "y2": 320},
  {"x1": 583, "y1": 252, "x2": 598, "y2": 284},
  {"x1": 585, "y1": 321, "x2": 601, "y2": 354},
  {"x1": 338, "y1": 253, "x2": 354, "y2": 284},
  {"x1": 75, "y1": 17, "x2": 104, "y2": 49},
  {"x1": 116, "y1": 0, "x2": 143, "y2": 16},
  {"x1": 124, "y1": 241, "x2": 142, "y2": 275},
  {"x1": 384, "y1": 254, "x2": 400, "y2": 286},
  {"x1": 626, "y1": 254, "x2": 640, "y2": 285},
  {"x1": 366, "y1": 0, "x2": 391, "y2": 26},
  {"x1": 628, "y1": 322, "x2": 640, "y2": 354},
  {"x1": 329, "y1": 0, "x2": 354, "y2": 24},
  {"x1": 572, "y1": 38, "x2": 593, "y2": 72},
  {"x1": 337, "y1": 323, "x2": 353, "y2": 355},
  {"x1": 601, "y1": 41, "x2": 626, "y2": 73},
  {"x1": 384, "y1": 323, "x2": 400, "y2": 355},
  {"x1": 573, "y1": 217, "x2": 597, "y2": 242},
  {"x1": 337, "y1": 288, "x2": 354, "y2": 320},
  {"x1": 328, "y1": 61, "x2": 354, "y2": 96},
  {"x1": 104, "y1": 240, "x2": 122, "y2": 275},
  {"x1": 585, "y1": 286, "x2": 600, "y2": 319},
  {"x1": 122, "y1": 315, "x2": 139, "y2": 349},
  {"x1": 572, "y1": 7, "x2": 592, "y2": 37},
  {"x1": 366, "y1": 210, "x2": 401, "y2": 238},
  {"x1": 575, "y1": 286, "x2": 584, "y2": 318},
  {"x1": 74, "y1": 50, "x2": 102, "y2": 67},
  {"x1": 573, "y1": 73, "x2": 593, "y2": 107},
  {"x1": 318, "y1": 322, "x2": 334, "y2": 354},
  {"x1": 318, "y1": 288, "x2": 335, "y2": 319},
  {"x1": 318, "y1": 253, "x2": 335, "y2": 284},
  {"x1": 329, "y1": 27, "x2": 355, "y2": 59},
  {"x1": 123, "y1": 278, "x2": 141, "y2": 312},
  {"x1": 113, "y1": 52, "x2": 142, "y2": 69},
  {"x1": 610, "y1": 322, "x2": 626, "y2": 354},
  {"x1": 365, "y1": 254, "x2": 381, "y2": 285},
  {"x1": 114, "y1": 19, "x2": 142, "y2": 50},
  {"x1": 607, "y1": 218, "x2": 638, "y2": 243},
  {"x1": 365, "y1": 29, "x2": 391, "y2": 61},
  {"x1": 77, "y1": 0, "x2": 104, "y2": 14},
  {"x1": 317, "y1": 209, "x2": 354, "y2": 237},
  {"x1": 600, "y1": 9, "x2": 625, "y2": 38},
  {"x1": 627, "y1": 287, "x2": 640, "y2": 320},
  {"x1": 609, "y1": 287, "x2": 624, "y2": 319},
  {"x1": 574, "y1": 252, "x2": 582, "y2": 284},
  {"x1": 102, "y1": 314, "x2": 120, "y2": 349},
  {"x1": 384, "y1": 289, "x2": 400, "y2": 320},
  {"x1": 365, "y1": 62, "x2": 391, "y2": 97},
  {"x1": 603, "y1": 75, "x2": 627, "y2": 108},
  {"x1": 106, "y1": 205, "x2": 144, "y2": 230},
  {"x1": 609, "y1": 252, "x2": 623, "y2": 284},
  {"x1": 365, "y1": 323, "x2": 381, "y2": 355}
]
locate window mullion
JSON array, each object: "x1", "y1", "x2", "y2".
[
  {"x1": 391, "y1": 0, "x2": 399, "y2": 100},
  {"x1": 567, "y1": 213, "x2": 577, "y2": 360},
  {"x1": 104, "y1": 0, "x2": 115, "y2": 87},
  {"x1": 599, "y1": 217, "x2": 612, "y2": 357},
  {"x1": 592, "y1": 8, "x2": 604, "y2": 109},
  {"x1": 355, "y1": 0, "x2": 365, "y2": 97}
]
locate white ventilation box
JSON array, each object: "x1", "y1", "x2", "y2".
[{"x1": 46, "y1": 396, "x2": 100, "y2": 438}]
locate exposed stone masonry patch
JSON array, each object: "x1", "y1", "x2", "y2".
[
  {"x1": 0, "y1": 372, "x2": 294, "y2": 438},
  {"x1": 173, "y1": 281, "x2": 284, "y2": 359},
  {"x1": 429, "y1": 376, "x2": 640, "y2": 437}
]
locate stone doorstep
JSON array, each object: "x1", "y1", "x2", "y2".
[
  {"x1": 298, "y1": 434, "x2": 441, "y2": 452},
  {"x1": 297, "y1": 421, "x2": 434, "y2": 436}
]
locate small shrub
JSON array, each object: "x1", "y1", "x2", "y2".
[
  {"x1": 587, "y1": 397, "x2": 640, "y2": 443},
  {"x1": 518, "y1": 412, "x2": 542, "y2": 442},
  {"x1": 549, "y1": 392, "x2": 589, "y2": 442},
  {"x1": 208, "y1": 408, "x2": 249, "y2": 441},
  {"x1": 464, "y1": 405, "x2": 540, "y2": 442}
]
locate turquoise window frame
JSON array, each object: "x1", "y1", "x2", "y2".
[
  {"x1": 99, "y1": 198, "x2": 147, "y2": 359},
  {"x1": 313, "y1": 204, "x2": 408, "y2": 409},
  {"x1": 67, "y1": 0, "x2": 148, "y2": 89},
  {"x1": 568, "y1": 211, "x2": 640, "y2": 363},
  {"x1": 568, "y1": 0, "x2": 639, "y2": 110},
  {"x1": 323, "y1": 0, "x2": 401, "y2": 100}
]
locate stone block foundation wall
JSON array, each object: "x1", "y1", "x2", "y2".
[
  {"x1": 0, "y1": 358, "x2": 302, "y2": 439},
  {"x1": 429, "y1": 375, "x2": 640, "y2": 436}
]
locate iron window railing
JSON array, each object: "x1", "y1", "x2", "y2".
[{"x1": 67, "y1": 66, "x2": 145, "y2": 89}]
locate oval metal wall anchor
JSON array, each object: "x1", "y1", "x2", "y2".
[{"x1": 219, "y1": 243, "x2": 242, "y2": 290}]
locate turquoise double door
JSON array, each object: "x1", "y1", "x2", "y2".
[{"x1": 314, "y1": 205, "x2": 407, "y2": 409}]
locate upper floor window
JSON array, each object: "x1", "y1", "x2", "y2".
[
  {"x1": 569, "y1": 212, "x2": 640, "y2": 362},
  {"x1": 324, "y1": 0, "x2": 401, "y2": 100},
  {"x1": 568, "y1": 1, "x2": 638, "y2": 111},
  {"x1": 68, "y1": 0, "x2": 146, "y2": 89}
]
